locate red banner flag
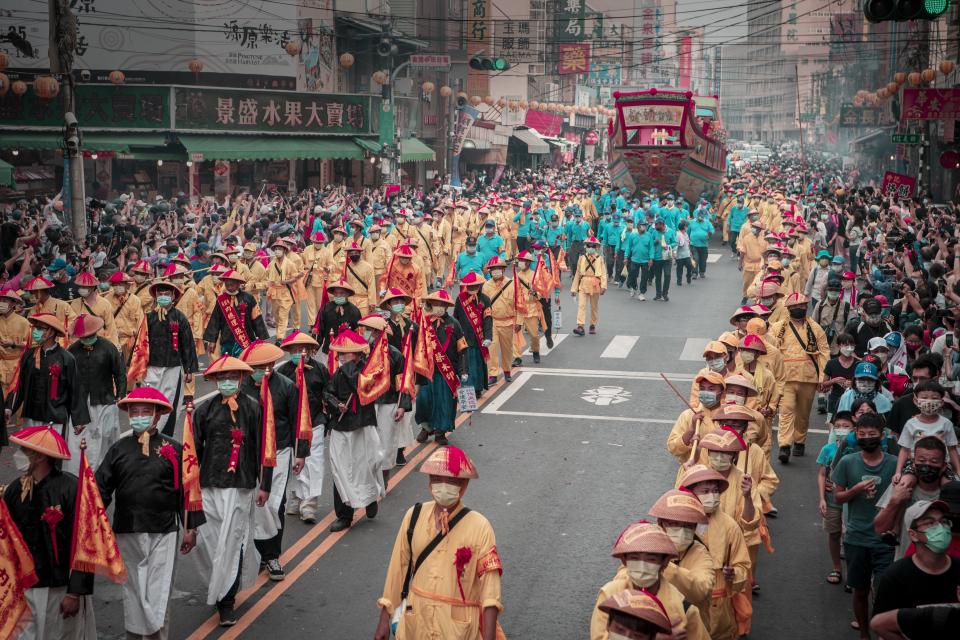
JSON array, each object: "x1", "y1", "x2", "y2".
[
  {"x1": 295, "y1": 357, "x2": 314, "y2": 446},
  {"x1": 182, "y1": 406, "x2": 203, "y2": 513},
  {"x1": 412, "y1": 306, "x2": 435, "y2": 379},
  {"x1": 5, "y1": 334, "x2": 32, "y2": 398},
  {"x1": 259, "y1": 371, "x2": 278, "y2": 467},
  {"x1": 0, "y1": 498, "x2": 38, "y2": 640},
  {"x1": 532, "y1": 254, "x2": 553, "y2": 300},
  {"x1": 358, "y1": 331, "x2": 391, "y2": 405},
  {"x1": 398, "y1": 318, "x2": 418, "y2": 397},
  {"x1": 70, "y1": 445, "x2": 127, "y2": 584},
  {"x1": 126, "y1": 318, "x2": 150, "y2": 388}
]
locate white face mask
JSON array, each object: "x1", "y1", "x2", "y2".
[
  {"x1": 0, "y1": 302, "x2": 9, "y2": 314},
  {"x1": 707, "y1": 357, "x2": 726, "y2": 372},
  {"x1": 708, "y1": 451, "x2": 733, "y2": 472},
  {"x1": 699, "y1": 491, "x2": 721, "y2": 513},
  {"x1": 490, "y1": 269, "x2": 504, "y2": 279},
  {"x1": 724, "y1": 392, "x2": 746, "y2": 406},
  {"x1": 625, "y1": 559, "x2": 661, "y2": 588},
  {"x1": 430, "y1": 481, "x2": 461, "y2": 507},
  {"x1": 840, "y1": 345, "x2": 855, "y2": 357},
  {"x1": 665, "y1": 526, "x2": 696, "y2": 553},
  {"x1": 77, "y1": 288, "x2": 92, "y2": 298},
  {"x1": 13, "y1": 449, "x2": 31, "y2": 473},
  {"x1": 856, "y1": 380, "x2": 875, "y2": 394}
]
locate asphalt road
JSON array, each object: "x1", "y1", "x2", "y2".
[{"x1": 0, "y1": 240, "x2": 857, "y2": 639}]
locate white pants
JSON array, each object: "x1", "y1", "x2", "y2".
[
  {"x1": 63, "y1": 402, "x2": 119, "y2": 476},
  {"x1": 143, "y1": 366, "x2": 183, "y2": 435},
  {"x1": 117, "y1": 531, "x2": 178, "y2": 636},
  {"x1": 374, "y1": 403, "x2": 414, "y2": 472},
  {"x1": 193, "y1": 487, "x2": 259, "y2": 605},
  {"x1": 255, "y1": 447, "x2": 292, "y2": 540},
  {"x1": 21, "y1": 586, "x2": 96, "y2": 640},
  {"x1": 289, "y1": 425, "x2": 325, "y2": 502},
  {"x1": 329, "y1": 427, "x2": 385, "y2": 509}
]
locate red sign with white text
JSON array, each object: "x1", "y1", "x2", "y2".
[{"x1": 880, "y1": 171, "x2": 916, "y2": 198}]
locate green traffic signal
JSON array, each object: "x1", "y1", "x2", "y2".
[{"x1": 923, "y1": 0, "x2": 949, "y2": 17}]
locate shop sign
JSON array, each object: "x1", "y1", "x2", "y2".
[
  {"x1": 901, "y1": 88, "x2": 960, "y2": 121},
  {"x1": 0, "y1": 85, "x2": 169, "y2": 129},
  {"x1": 173, "y1": 87, "x2": 373, "y2": 135},
  {"x1": 410, "y1": 54, "x2": 451, "y2": 69},
  {"x1": 890, "y1": 133, "x2": 920, "y2": 145},
  {"x1": 880, "y1": 171, "x2": 916, "y2": 198},
  {"x1": 839, "y1": 106, "x2": 890, "y2": 127}
]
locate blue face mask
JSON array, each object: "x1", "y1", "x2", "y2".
[
  {"x1": 129, "y1": 415, "x2": 154, "y2": 433},
  {"x1": 333, "y1": 296, "x2": 346, "y2": 305},
  {"x1": 217, "y1": 379, "x2": 239, "y2": 396},
  {"x1": 80, "y1": 336, "x2": 98, "y2": 346},
  {"x1": 31, "y1": 328, "x2": 45, "y2": 343},
  {"x1": 156, "y1": 294, "x2": 173, "y2": 307},
  {"x1": 290, "y1": 353, "x2": 302, "y2": 365},
  {"x1": 98, "y1": 283, "x2": 110, "y2": 292},
  {"x1": 250, "y1": 368, "x2": 266, "y2": 382},
  {"x1": 391, "y1": 303, "x2": 407, "y2": 314}
]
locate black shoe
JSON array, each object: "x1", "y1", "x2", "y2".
[
  {"x1": 218, "y1": 604, "x2": 239, "y2": 627},
  {"x1": 676, "y1": 281, "x2": 682, "y2": 287},
  {"x1": 487, "y1": 375, "x2": 498, "y2": 385},
  {"x1": 395, "y1": 449, "x2": 407, "y2": 466},
  {"x1": 589, "y1": 325, "x2": 596, "y2": 334},
  {"x1": 532, "y1": 352, "x2": 541, "y2": 364},
  {"x1": 573, "y1": 325, "x2": 585, "y2": 336},
  {"x1": 662, "y1": 295, "x2": 669, "y2": 302},
  {"x1": 434, "y1": 433, "x2": 449, "y2": 445},
  {"x1": 765, "y1": 507, "x2": 779, "y2": 519},
  {"x1": 266, "y1": 559, "x2": 285, "y2": 581},
  {"x1": 504, "y1": 372, "x2": 512, "y2": 382},
  {"x1": 686, "y1": 279, "x2": 692, "y2": 284},
  {"x1": 778, "y1": 446, "x2": 791, "y2": 464},
  {"x1": 329, "y1": 517, "x2": 352, "y2": 532},
  {"x1": 653, "y1": 295, "x2": 663, "y2": 301},
  {"x1": 546, "y1": 334, "x2": 554, "y2": 348},
  {"x1": 511, "y1": 357, "x2": 522, "y2": 367},
  {"x1": 793, "y1": 443, "x2": 805, "y2": 457},
  {"x1": 366, "y1": 501, "x2": 379, "y2": 519},
  {"x1": 415, "y1": 428, "x2": 431, "y2": 443}
]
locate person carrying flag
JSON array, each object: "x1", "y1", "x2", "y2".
[
  {"x1": 414, "y1": 290, "x2": 468, "y2": 445},
  {"x1": 454, "y1": 271, "x2": 492, "y2": 397},
  {"x1": 203, "y1": 269, "x2": 269, "y2": 358}
]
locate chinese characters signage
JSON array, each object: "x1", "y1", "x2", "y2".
[
  {"x1": 467, "y1": 0, "x2": 492, "y2": 95},
  {"x1": 839, "y1": 106, "x2": 891, "y2": 128},
  {"x1": 901, "y1": 89, "x2": 960, "y2": 121},
  {"x1": 558, "y1": 43, "x2": 591, "y2": 75},
  {"x1": 558, "y1": 0, "x2": 587, "y2": 43},
  {"x1": 621, "y1": 105, "x2": 685, "y2": 128},
  {"x1": 410, "y1": 54, "x2": 451, "y2": 69},
  {"x1": 588, "y1": 60, "x2": 622, "y2": 87},
  {"x1": 174, "y1": 88, "x2": 371, "y2": 135},
  {"x1": 497, "y1": 20, "x2": 535, "y2": 63},
  {"x1": 880, "y1": 171, "x2": 916, "y2": 198},
  {"x1": 0, "y1": 85, "x2": 169, "y2": 129}
]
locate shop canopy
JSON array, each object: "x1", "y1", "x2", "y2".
[
  {"x1": 0, "y1": 160, "x2": 14, "y2": 187},
  {"x1": 399, "y1": 137, "x2": 435, "y2": 162},
  {"x1": 511, "y1": 129, "x2": 549, "y2": 155},
  {"x1": 1, "y1": 131, "x2": 168, "y2": 152},
  {"x1": 354, "y1": 137, "x2": 382, "y2": 154},
  {"x1": 176, "y1": 135, "x2": 365, "y2": 161}
]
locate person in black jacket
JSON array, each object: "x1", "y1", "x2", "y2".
[
  {"x1": 7, "y1": 312, "x2": 89, "y2": 446},
  {"x1": 323, "y1": 329, "x2": 385, "y2": 533},
  {"x1": 240, "y1": 340, "x2": 306, "y2": 581},
  {"x1": 203, "y1": 269, "x2": 269, "y2": 357},
  {"x1": 96, "y1": 387, "x2": 203, "y2": 640},
  {"x1": 453, "y1": 271, "x2": 492, "y2": 396},
  {"x1": 142, "y1": 281, "x2": 199, "y2": 436},
  {"x1": 380, "y1": 287, "x2": 415, "y2": 352},
  {"x1": 191, "y1": 355, "x2": 271, "y2": 626},
  {"x1": 276, "y1": 331, "x2": 329, "y2": 524},
  {"x1": 312, "y1": 280, "x2": 361, "y2": 353},
  {"x1": 4, "y1": 425, "x2": 96, "y2": 638},
  {"x1": 65, "y1": 313, "x2": 126, "y2": 476}
]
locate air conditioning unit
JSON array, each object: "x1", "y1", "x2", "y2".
[{"x1": 528, "y1": 64, "x2": 545, "y2": 76}]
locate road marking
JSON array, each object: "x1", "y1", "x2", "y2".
[
  {"x1": 707, "y1": 253, "x2": 722, "y2": 263},
  {"x1": 522, "y1": 332, "x2": 568, "y2": 356},
  {"x1": 582, "y1": 385, "x2": 632, "y2": 405},
  {"x1": 487, "y1": 410, "x2": 674, "y2": 423},
  {"x1": 520, "y1": 367, "x2": 696, "y2": 379},
  {"x1": 678, "y1": 338, "x2": 711, "y2": 361},
  {"x1": 600, "y1": 335, "x2": 639, "y2": 358}
]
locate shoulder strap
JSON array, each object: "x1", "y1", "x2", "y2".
[
  {"x1": 411, "y1": 506, "x2": 472, "y2": 576},
  {"x1": 488, "y1": 284, "x2": 509, "y2": 306},
  {"x1": 400, "y1": 503, "x2": 423, "y2": 600},
  {"x1": 346, "y1": 264, "x2": 367, "y2": 290}
]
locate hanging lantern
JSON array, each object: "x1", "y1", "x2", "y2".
[
  {"x1": 0, "y1": 52, "x2": 8, "y2": 71},
  {"x1": 469, "y1": 95, "x2": 482, "y2": 106},
  {"x1": 340, "y1": 52, "x2": 355, "y2": 68},
  {"x1": 886, "y1": 82, "x2": 898, "y2": 93},
  {"x1": 0, "y1": 73, "x2": 8, "y2": 97},
  {"x1": 908, "y1": 72, "x2": 922, "y2": 86},
  {"x1": 852, "y1": 95, "x2": 864, "y2": 107},
  {"x1": 372, "y1": 70, "x2": 387, "y2": 85},
  {"x1": 439, "y1": 85, "x2": 453, "y2": 97},
  {"x1": 940, "y1": 60, "x2": 956, "y2": 76},
  {"x1": 421, "y1": 81, "x2": 435, "y2": 94},
  {"x1": 188, "y1": 58, "x2": 203, "y2": 75},
  {"x1": 921, "y1": 68, "x2": 936, "y2": 83},
  {"x1": 108, "y1": 70, "x2": 125, "y2": 85},
  {"x1": 508, "y1": 100, "x2": 517, "y2": 111},
  {"x1": 894, "y1": 72, "x2": 907, "y2": 84},
  {"x1": 285, "y1": 41, "x2": 301, "y2": 57},
  {"x1": 34, "y1": 75, "x2": 60, "y2": 100},
  {"x1": 529, "y1": 100, "x2": 540, "y2": 110},
  {"x1": 483, "y1": 95, "x2": 494, "y2": 105},
  {"x1": 519, "y1": 100, "x2": 528, "y2": 110},
  {"x1": 11, "y1": 80, "x2": 26, "y2": 96}
]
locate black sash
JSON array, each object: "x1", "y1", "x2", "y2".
[
  {"x1": 488, "y1": 283, "x2": 510, "y2": 306},
  {"x1": 788, "y1": 320, "x2": 821, "y2": 379},
  {"x1": 346, "y1": 264, "x2": 368, "y2": 291}
]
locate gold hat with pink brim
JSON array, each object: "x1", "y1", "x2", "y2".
[{"x1": 418, "y1": 445, "x2": 479, "y2": 479}]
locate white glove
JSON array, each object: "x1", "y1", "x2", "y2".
[
  {"x1": 460, "y1": 374, "x2": 469, "y2": 382},
  {"x1": 482, "y1": 339, "x2": 491, "y2": 348}
]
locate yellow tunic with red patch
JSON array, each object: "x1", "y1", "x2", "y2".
[
  {"x1": 369, "y1": 238, "x2": 393, "y2": 285},
  {"x1": 378, "y1": 502, "x2": 502, "y2": 640},
  {"x1": 70, "y1": 294, "x2": 119, "y2": 347},
  {"x1": 591, "y1": 572, "x2": 709, "y2": 640},
  {"x1": 0, "y1": 311, "x2": 30, "y2": 392},
  {"x1": 382, "y1": 261, "x2": 426, "y2": 300}
]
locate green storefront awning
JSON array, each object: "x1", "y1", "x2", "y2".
[
  {"x1": 399, "y1": 137, "x2": 435, "y2": 162},
  {"x1": 177, "y1": 135, "x2": 364, "y2": 161},
  {"x1": 0, "y1": 131, "x2": 168, "y2": 152},
  {"x1": 0, "y1": 160, "x2": 14, "y2": 187},
  {"x1": 354, "y1": 137, "x2": 382, "y2": 154}
]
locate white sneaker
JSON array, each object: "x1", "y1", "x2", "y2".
[
  {"x1": 629, "y1": 290, "x2": 635, "y2": 298},
  {"x1": 637, "y1": 294, "x2": 646, "y2": 301},
  {"x1": 285, "y1": 496, "x2": 301, "y2": 516}
]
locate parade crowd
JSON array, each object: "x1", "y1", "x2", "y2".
[{"x1": 0, "y1": 156, "x2": 958, "y2": 640}]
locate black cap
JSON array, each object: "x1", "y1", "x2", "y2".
[
  {"x1": 863, "y1": 298, "x2": 882, "y2": 313},
  {"x1": 940, "y1": 480, "x2": 960, "y2": 512}
]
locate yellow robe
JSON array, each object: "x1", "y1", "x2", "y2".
[
  {"x1": 378, "y1": 502, "x2": 502, "y2": 640},
  {"x1": 662, "y1": 541, "x2": 716, "y2": 625},
  {"x1": 370, "y1": 238, "x2": 393, "y2": 286},
  {"x1": 343, "y1": 258, "x2": 378, "y2": 314},
  {"x1": 700, "y1": 510, "x2": 752, "y2": 640},
  {"x1": 70, "y1": 294, "x2": 119, "y2": 347},
  {"x1": 0, "y1": 311, "x2": 30, "y2": 393},
  {"x1": 383, "y1": 262, "x2": 426, "y2": 300},
  {"x1": 591, "y1": 572, "x2": 709, "y2": 640},
  {"x1": 105, "y1": 291, "x2": 144, "y2": 361},
  {"x1": 769, "y1": 318, "x2": 830, "y2": 384},
  {"x1": 666, "y1": 405, "x2": 719, "y2": 464}
]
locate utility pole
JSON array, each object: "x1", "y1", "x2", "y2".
[{"x1": 49, "y1": 0, "x2": 86, "y2": 239}]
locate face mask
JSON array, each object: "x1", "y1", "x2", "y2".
[
  {"x1": 273, "y1": 250, "x2": 284, "y2": 259},
  {"x1": 77, "y1": 288, "x2": 92, "y2": 298},
  {"x1": 724, "y1": 392, "x2": 746, "y2": 406},
  {"x1": 289, "y1": 353, "x2": 302, "y2": 365},
  {"x1": 921, "y1": 523, "x2": 952, "y2": 554},
  {"x1": 586, "y1": 247, "x2": 598, "y2": 255},
  {"x1": 740, "y1": 351, "x2": 755, "y2": 364},
  {"x1": 134, "y1": 274, "x2": 146, "y2": 283},
  {"x1": 114, "y1": 286, "x2": 127, "y2": 296},
  {"x1": 698, "y1": 390, "x2": 719, "y2": 407},
  {"x1": 98, "y1": 283, "x2": 109, "y2": 292},
  {"x1": 217, "y1": 379, "x2": 239, "y2": 396},
  {"x1": 827, "y1": 291, "x2": 840, "y2": 301},
  {"x1": 915, "y1": 463, "x2": 943, "y2": 484},
  {"x1": 707, "y1": 357, "x2": 726, "y2": 372},
  {"x1": 819, "y1": 260, "x2": 830, "y2": 268},
  {"x1": 13, "y1": 450, "x2": 31, "y2": 473},
  {"x1": 840, "y1": 346, "x2": 855, "y2": 357},
  {"x1": 789, "y1": 308, "x2": 807, "y2": 319},
  {"x1": 333, "y1": 296, "x2": 346, "y2": 305},
  {"x1": 783, "y1": 258, "x2": 792, "y2": 267},
  {"x1": 865, "y1": 314, "x2": 881, "y2": 326},
  {"x1": 518, "y1": 262, "x2": 529, "y2": 271},
  {"x1": 856, "y1": 436, "x2": 881, "y2": 452},
  {"x1": 349, "y1": 254, "x2": 360, "y2": 263},
  {"x1": 708, "y1": 451, "x2": 733, "y2": 472},
  {"x1": 831, "y1": 264, "x2": 842, "y2": 273},
  {"x1": 156, "y1": 295, "x2": 173, "y2": 307},
  {"x1": 625, "y1": 560, "x2": 661, "y2": 589},
  {"x1": 760, "y1": 296, "x2": 776, "y2": 307},
  {"x1": 0, "y1": 302, "x2": 9, "y2": 314},
  {"x1": 466, "y1": 246, "x2": 477, "y2": 255},
  {"x1": 250, "y1": 368, "x2": 266, "y2": 382},
  {"x1": 80, "y1": 336, "x2": 97, "y2": 346},
  {"x1": 430, "y1": 481, "x2": 461, "y2": 507},
  {"x1": 918, "y1": 398, "x2": 942, "y2": 416},
  {"x1": 906, "y1": 342, "x2": 921, "y2": 353},
  {"x1": 31, "y1": 328, "x2": 45, "y2": 343},
  {"x1": 699, "y1": 491, "x2": 721, "y2": 513},
  {"x1": 129, "y1": 415, "x2": 154, "y2": 433},
  {"x1": 834, "y1": 428, "x2": 851, "y2": 442},
  {"x1": 430, "y1": 305, "x2": 446, "y2": 317},
  {"x1": 856, "y1": 380, "x2": 876, "y2": 394},
  {"x1": 490, "y1": 269, "x2": 504, "y2": 279},
  {"x1": 665, "y1": 526, "x2": 695, "y2": 553}
]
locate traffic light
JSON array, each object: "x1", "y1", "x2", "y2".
[
  {"x1": 469, "y1": 56, "x2": 511, "y2": 71},
  {"x1": 864, "y1": 0, "x2": 950, "y2": 21}
]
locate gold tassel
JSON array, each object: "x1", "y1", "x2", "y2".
[
  {"x1": 137, "y1": 430, "x2": 151, "y2": 457},
  {"x1": 19, "y1": 474, "x2": 34, "y2": 502}
]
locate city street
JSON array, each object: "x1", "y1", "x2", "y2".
[{"x1": 0, "y1": 244, "x2": 855, "y2": 639}]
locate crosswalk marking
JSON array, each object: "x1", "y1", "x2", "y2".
[
  {"x1": 679, "y1": 337, "x2": 712, "y2": 361},
  {"x1": 707, "y1": 253, "x2": 722, "y2": 263},
  {"x1": 523, "y1": 332, "x2": 569, "y2": 356},
  {"x1": 600, "y1": 335, "x2": 639, "y2": 358}
]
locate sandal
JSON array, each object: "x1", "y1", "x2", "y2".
[
  {"x1": 826, "y1": 570, "x2": 841, "y2": 584},
  {"x1": 850, "y1": 620, "x2": 860, "y2": 630}
]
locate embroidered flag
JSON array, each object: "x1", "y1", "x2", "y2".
[
  {"x1": 70, "y1": 445, "x2": 127, "y2": 584},
  {"x1": 0, "y1": 497, "x2": 38, "y2": 640},
  {"x1": 259, "y1": 371, "x2": 278, "y2": 467},
  {"x1": 182, "y1": 406, "x2": 203, "y2": 513},
  {"x1": 358, "y1": 331, "x2": 391, "y2": 405},
  {"x1": 126, "y1": 318, "x2": 149, "y2": 387},
  {"x1": 295, "y1": 357, "x2": 314, "y2": 446}
]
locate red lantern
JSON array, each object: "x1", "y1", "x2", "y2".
[
  {"x1": 188, "y1": 59, "x2": 203, "y2": 75},
  {"x1": 940, "y1": 61, "x2": 956, "y2": 76},
  {"x1": 0, "y1": 73, "x2": 8, "y2": 97},
  {"x1": 339, "y1": 53, "x2": 355, "y2": 68},
  {"x1": 34, "y1": 75, "x2": 60, "y2": 100},
  {"x1": 921, "y1": 68, "x2": 936, "y2": 83},
  {"x1": 0, "y1": 52, "x2": 8, "y2": 71},
  {"x1": 109, "y1": 70, "x2": 125, "y2": 85},
  {"x1": 908, "y1": 72, "x2": 922, "y2": 86},
  {"x1": 11, "y1": 80, "x2": 26, "y2": 96},
  {"x1": 285, "y1": 41, "x2": 300, "y2": 56},
  {"x1": 939, "y1": 150, "x2": 960, "y2": 170}
]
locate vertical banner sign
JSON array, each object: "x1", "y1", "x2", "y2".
[
  {"x1": 558, "y1": 43, "x2": 591, "y2": 75},
  {"x1": 467, "y1": 0, "x2": 492, "y2": 96},
  {"x1": 451, "y1": 105, "x2": 479, "y2": 188},
  {"x1": 679, "y1": 36, "x2": 692, "y2": 90},
  {"x1": 558, "y1": 0, "x2": 587, "y2": 42}
]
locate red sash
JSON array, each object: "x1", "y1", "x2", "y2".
[
  {"x1": 217, "y1": 293, "x2": 251, "y2": 349},
  {"x1": 426, "y1": 320, "x2": 460, "y2": 394},
  {"x1": 458, "y1": 291, "x2": 488, "y2": 359}
]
